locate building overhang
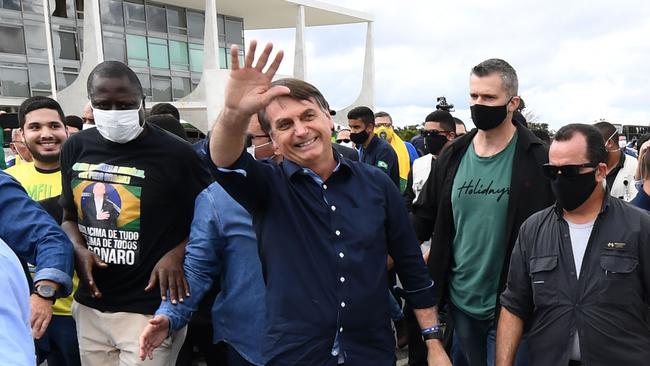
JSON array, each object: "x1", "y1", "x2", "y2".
[{"x1": 162, "y1": 0, "x2": 373, "y2": 29}]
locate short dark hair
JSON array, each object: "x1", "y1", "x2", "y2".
[
  {"x1": 471, "y1": 58, "x2": 519, "y2": 98},
  {"x1": 553, "y1": 123, "x2": 607, "y2": 164},
  {"x1": 257, "y1": 78, "x2": 330, "y2": 134},
  {"x1": 424, "y1": 110, "x2": 455, "y2": 132},
  {"x1": 150, "y1": 103, "x2": 180, "y2": 121},
  {"x1": 593, "y1": 121, "x2": 618, "y2": 143},
  {"x1": 65, "y1": 115, "x2": 83, "y2": 130},
  {"x1": 146, "y1": 114, "x2": 188, "y2": 141},
  {"x1": 454, "y1": 117, "x2": 466, "y2": 128},
  {"x1": 18, "y1": 96, "x2": 65, "y2": 128},
  {"x1": 637, "y1": 133, "x2": 650, "y2": 151},
  {"x1": 374, "y1": 111, "x2": 392, "y2": 125},
  {"x1": 87, "y1": 61, "x2": 144, "y2": 99},
  {"x1": 347, "y1": 106, "x2": 375, "y2": 127}
]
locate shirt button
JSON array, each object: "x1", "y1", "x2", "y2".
[
  {"x1": 323, "y1": 184, "x2": 328, "y2": 190},
  {"x1": 340, "y1": 277, "x2": 345, "y2": 283},
  {"x1": 335, "y1": 230, "x2": 341, "y2": 236},
  {"x1": 340, "y1": 326, "x2": 344, "y2": 332},
  {"x1": 341, "y1": 302, "x2": 346, "y2": 308},
  {"x1": 331, "y1": 205, "x2": 336, "y2": 211},
  {"x1": 339, "y1": 252, "x2": 345, "y2": 258},
  {"x1": 332, "y1": 350, "x2": 338, "y2": 356}
]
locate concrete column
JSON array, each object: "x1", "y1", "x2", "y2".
[
  {"x1": 293, "y1": 5, "x2": 306, "y2": 80},
  {"x1": 42, "y1": 0, "x2": 57, "y2": 98},
  {"x1": 56, "y1": 0, "x2": 105, "y2": 115},
  {"x1": 204, "y1": 0, "x2": 220, "y2": 70},
  {"x1": 359, "y1": 21, "x2": 375, "y2": 107}
]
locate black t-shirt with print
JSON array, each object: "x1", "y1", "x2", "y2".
[{"x1": 59, "y1": 124, "x2": 210, "y2": 314}]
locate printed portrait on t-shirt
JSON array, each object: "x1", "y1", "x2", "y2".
[{"x1": 71, "y1": 162, "x2": 143, "y2": 266}]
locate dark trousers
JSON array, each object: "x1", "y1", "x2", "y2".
[
  {"x1": 227, "y1": 344, "x2": 255, "y2": 366},
  {"x1": 450, "y1": 304, "x2": 529, "y2": 366},
  {"x1": 175, "y1": 323, "x2": 227, "y2": 366},
  {"x1": 35, "y1": 315, "x2": 81, "y2": 366}
]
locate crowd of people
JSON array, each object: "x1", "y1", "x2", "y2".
[{"x1": 1, "y1": 39, "x2": 650, "y2": 366}]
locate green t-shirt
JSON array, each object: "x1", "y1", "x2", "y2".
[{"x1": 449, "y1": 133, "x2": 518, "y2": 320}]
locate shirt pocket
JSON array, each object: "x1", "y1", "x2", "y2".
[
  {"x1": 599, "y1": 251, "x2": 638, "y2": 304},
  {"x1": 530, "y1": 255, "x2": 559, "y2": 307}
]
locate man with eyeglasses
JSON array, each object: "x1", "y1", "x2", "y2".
[
  {"x1": 412, "y1": 58, "x2": 554, "y2": 366},
  {"x1": 497, "y1": 123, "x2": 650, "y2": 366}
]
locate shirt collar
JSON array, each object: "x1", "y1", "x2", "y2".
[{"x1": 282, "y1": 148, "x2": 352, "y2": 180}]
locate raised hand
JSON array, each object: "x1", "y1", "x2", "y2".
[{"x1": 223, "y1": 40, "x2": 290, "y2": 116}]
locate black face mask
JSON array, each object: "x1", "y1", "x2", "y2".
[
  {"x1": 470, "y1": 100, "x2": 510, "y2": 131},
  {"x1": 350, "y1": 130, "x2": 369, "y2": 145},
  {"x1": 424, "y1": 134, "x2": 448, "y2": 156},
  {"x1": 550, "y1": 172, "x2": 597, "y2": 211}
]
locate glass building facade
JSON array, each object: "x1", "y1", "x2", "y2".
[{"x1": 0, "y1": 0, "x2": 245, "y2": 103}]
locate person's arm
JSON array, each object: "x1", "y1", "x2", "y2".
[
  {"x1": 382, "y1": 172, "x2": 449, "y2": 364},
  {"x1": 496, "y1": 307, "x2": 525, "y2": 366},
  {"x1": 140, "y1": 190, "x2": 223, "y2": 360},
  {"x1": 209, "y1": 41, "x2": 288, "y2": 168},
  {"x1": 403, "y1": 169, "x2": 416, "y2": 212},
  {"x1": 497, "y1": 229, "x2": 534, "y2": 366}
]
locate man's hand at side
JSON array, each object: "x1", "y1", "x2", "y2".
[
  {"x1": 139, "y1": 315, "x2": 170, "y2": 361},
  {"x1": 74, "y1": 244, "x2": 107, "y2": 298},
  {"x1": 30, "y1": 294, "x2": 53, "y2": 339},
  {"x1": 145, "y1": 240, "x2": 189, "y2": 304}
]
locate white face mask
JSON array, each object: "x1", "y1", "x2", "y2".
[
  {"x1": 339, "y1": 141, "x2": 355, "y2": 148},
  {"x1": 246, "y1": 145, "x2": 256, "y2": 159},
  {"x1": 92, "y1": 102, "x2": 144, "y2": 144}
]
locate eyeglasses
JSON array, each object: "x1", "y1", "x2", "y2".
[
  {"x1": 245, "y1": 133, "x2": 270, "y2": 148},
  {"x1": 336, "y1": 139, "x2": 351, "y2": 144},
  {"x1": 421, "y1": 129, "x2": 448, "y2": 137},
  {"x1": 542, "y1": 163, "x2": 599, "y2": 179}
]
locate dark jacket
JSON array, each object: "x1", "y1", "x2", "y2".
[
  {"x1": 501, "y1": 194, "x2": 650, "y2": 366},
  {"x1": 411, "y1": 123, "x2": 554, "y2": 308},
  {"x1": 358, "y1": 135, "x2": 400, "y2": 189}
]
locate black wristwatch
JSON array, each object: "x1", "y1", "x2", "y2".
[
  {"x1": 34, "y1": 284, "x2": 57, "y2": 302},
  {"x1": 421, "y1": 325, "x2": 444, "y2": 342}
]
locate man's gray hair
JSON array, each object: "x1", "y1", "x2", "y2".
[{"x1": 471, "y1": 58, "x2": 519, "y2": 98}]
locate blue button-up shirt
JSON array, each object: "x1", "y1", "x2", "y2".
[
  {"x1": 0, "y1": 171, "x2": 73, "y2": 295},
  {"x1": 213, "y1": 150, "x2": 435, "y2": 365},
  {"x1": 155, "y1": 182, "x2": 266, "y2": 365}
]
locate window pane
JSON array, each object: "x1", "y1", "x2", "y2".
[
  {"x1": 167, "y1": 7, "x2": 186, "y2": 34},
  {"x1": 1, "y1": 0, "x2": 21, "y2": 11},
  {"x1": 103, "y1": 35, "x2": 126, "y2": 63},
  {"x1": 52, "y1": 31, "x2": 79, "y2": 60},
  {"x1": 126, "y1": 34, "x2": 147, "y2": 67},
  {"x1": 124, "y1": 1, "x2": 145, "y2": 29},
  {"x1": 148, "y1": 38, "x2": 168, "y2": 69},
  {"x1": 151, "y1": 77, "x2": 171, "y2": 101},
  {"x1": 172, "y1": 76, "x2": 190, "y2": 99},
  {"x1": 225, "y1": 19, "x2": 243, "y2": 45},
  {"x1": 75, "y1": 0, "x2": 83, "y2": 18},
  {"x1": 100, "y1": 0, "x2": 123, "y2": 26},
  {"x1": 189, "y1": 44, "x2": 203, "y2": 73},
  {"x1": 146, "y1": 4, "x2": 166, "y2": 33},
  {"x1": 187, "y1": 11, "x2": 204, "y2": 39},
  {"x1": 50, "y1": 0, "x2": 75, "y2": 18},
  {"x1": 0, "y1": 67, "x2": 30, "y2": 97},
  {"x1": 0, "y1": 26, "x2": 25, "y2": 54},
  {"x1": 28, "y1": 63, "x2": 51, "y2": 91},
  {"x1": 22, "y1": 0, "x2": 43, "y2": 14},
  {"x1": 218, "y1": 47, "x2": 227, "y2": 70},
  {"x1": 25, "y1": 24, "x2": 48, "y2": 57},
  {"x1": 136, "y1": 73, "x2": 150, "y2": 96},
  {"x1": 169, "y1": 40, "x2": 188, "y2": 71},
  {"x1": 56, "y1": 71, "x2": 78, "y2": 90}
]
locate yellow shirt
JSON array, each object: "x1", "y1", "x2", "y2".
[{"x1": 5, "y1": 162, "x2": 79, "y2": 316}]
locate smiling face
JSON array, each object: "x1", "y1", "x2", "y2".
[
  {"x1": 264, "y1": 96, "x2": 333, "y2": 169},
  {"x1": 21, "y1": 108, "x2": 68, "y2": 167}
]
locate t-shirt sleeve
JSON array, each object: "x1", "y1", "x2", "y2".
[
  {"x1": 58, "y1": 138, "x2": 77, "y2": 215},
  {"x1": 411, "y1": 159, "x2": 438, "y2": 241}
]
